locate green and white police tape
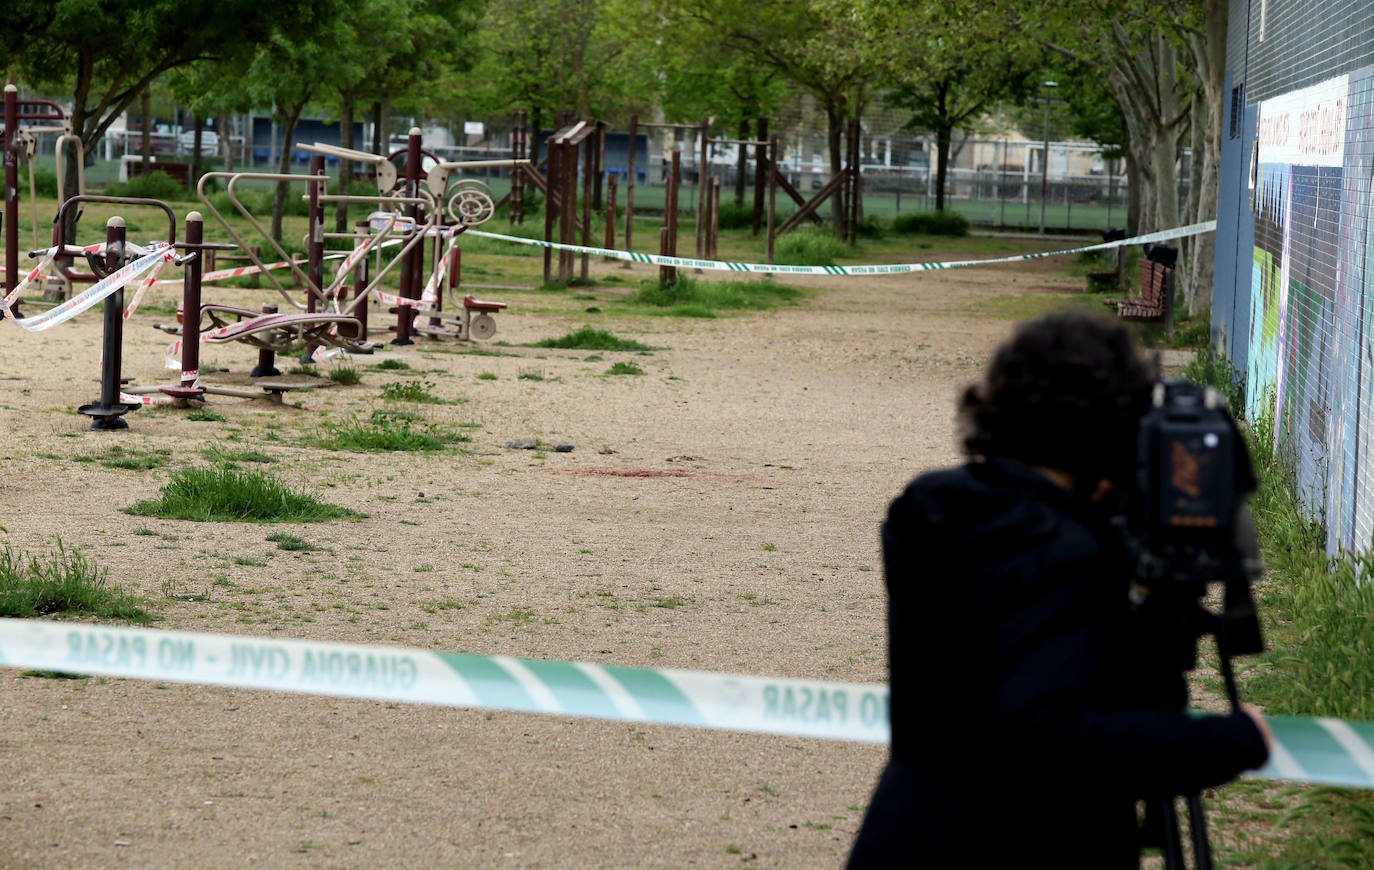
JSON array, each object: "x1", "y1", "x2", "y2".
[
  {"x1": 0, "y1": 618, "x2": 1370, "y2": 789},
  {"x1": 462, "y1": 221, "x2": 1216, "y2": 276}
]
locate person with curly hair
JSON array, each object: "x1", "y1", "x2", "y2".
[{"x1": 846, "y1": 312, "x2": 1270, "y2": 868}]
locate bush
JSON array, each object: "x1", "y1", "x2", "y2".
[
  {"x1": 855, "y1": 214, "x2": 887, "y2": 239},
  {"x1": 775, "y1": 226, "x2": 847, "y2": 267},
  {"x1": 32, "y1": 167, "x2": 58, "y2": 198},
  {"x1": 109, "y1": 170, "x2": 186, "y2": 201},
  {"x1": 891, "y1": 210, "x2": 970, "y2": 237},
  {"x1": 1181, "y1": 344, "x2": 1245, "y2": 418},
  {"x1": 717, "y1": 201, "x2": 756, "y2": 230}
]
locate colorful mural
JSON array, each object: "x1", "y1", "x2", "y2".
[{"x1": 1248, "y1": 72, "x2": 1368, "y2": 552}]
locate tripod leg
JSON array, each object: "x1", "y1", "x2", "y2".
[
  {"x1": 1159, "y1": 798, "x2": 1186, "y2": 870},
  {"x1": 1187, "y1": 794, "x2": 1213, "y2": 870}
]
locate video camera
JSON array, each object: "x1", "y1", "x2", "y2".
[
  {"x1": 1127, "y1": 378, "x2": 1265, "y2": 663},
  {"x1": 1124, "y1": 377, "x2": 1266, "y2": 870}
]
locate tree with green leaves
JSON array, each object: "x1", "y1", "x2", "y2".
[
  {"x1": 882, "y1": 1, "x2": 1043, "y2": 211},
  {"x1": 665, "y1": 0, "x2": 904, "y2": 226},
  {"x1": 1010, "y1": 0, "x2": 1224, "y2": 315},
  {"x1": 3, "y1": 0, "x2": 336, "y2": 204}
]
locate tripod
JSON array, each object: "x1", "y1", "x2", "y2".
[{"x1": 1145, "y1": 600, "x2": 1250, "y2": 870}]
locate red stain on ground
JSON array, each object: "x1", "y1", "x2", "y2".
[{"x1": 577, "y1": 468, "x2": 694, "y2": 478}]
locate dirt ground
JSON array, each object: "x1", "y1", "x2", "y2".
[{"x1": 0, "y1": 246, "x2": 1080, "y2": 868}]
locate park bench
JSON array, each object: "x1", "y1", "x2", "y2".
[{"x1": 1105, "y1": 243, "x2": 1175, "y2": 338}]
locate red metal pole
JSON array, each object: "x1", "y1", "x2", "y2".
[
  {"x1": 353, "y1": 220, "x2": 370, "y2": 339},
  {"x1": 305, "y1": 153, "x2": 325, "y2": 362},
  {"x1": 181, "y1": 213, "x2": 204, "y2": 388},
  {"x1": 4, "y1": 85, "x2": 18, "y2": 303}
]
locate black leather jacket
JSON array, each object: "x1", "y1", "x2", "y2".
[{"x1": 847, "y1": 458, "x2": 1267, "y2": 868}]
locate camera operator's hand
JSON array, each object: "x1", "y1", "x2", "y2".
[{"x1": 1241, "y1": 704, "x2": 1274, "y2": 766}]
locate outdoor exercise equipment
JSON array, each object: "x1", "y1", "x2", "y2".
[{"x1": 2, "y1": 85, "x2": 85, "y2": 307}]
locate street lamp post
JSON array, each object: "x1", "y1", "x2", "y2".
[{"x1": 1039, "y1": 81, "x2": 1058, "y2": 235}]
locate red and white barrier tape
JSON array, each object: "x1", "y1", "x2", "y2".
[{"x1": 0, "y1": 245, "x2": 174, "y2": 333}]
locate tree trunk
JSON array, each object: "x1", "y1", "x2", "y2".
[
  {"x1": 735, "y1": 118, "x2": 749, "y2": 205},
  {"x1": 371, "y1": 101, "x2": 383, "y2": 154},
  {"x1": 336, "y1": 92, "x2": 354, "y2": 233},
  {"x1": 378, "y1": 94, "x2": 392, "y2": 156},
  {"x1": 218, "y1": 113, "x2": 234, "y2": 172},
  {"x1": 271, "y1": 106, "x2": 303, "y2": 242},
  {"x1": 191, "y1": 115, "x2": 204, "y2": 191},
  {"x1": 935, "y1": 125, "x2": 952, "y2": 212},
  {"x1": 827, "y1": 105, "x2": 844, "y2": 230},
  {"x1": 140, "y1": 88, "x2": 152, "y2": 173}
]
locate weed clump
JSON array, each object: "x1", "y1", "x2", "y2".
[
  {"x1": 531, "y1": 327, "x2": 656, "y2": 352},
  {"x1": 125, "y1": 467, "x2": 359, "y2": 523},
  {"x1": 631, "y1": 276, "x2": 801, "y2": 317},
  {"x1": 0, "y1": 542, "x2": 153, "y2": 623},
  {"x1": 313, "y1": 413, "x2": 471, "y2": 452},
  {"x1": 381, "y1": 379, "x2": 442, "y2": 403},
  {"x1": 606, "y1": 362, "x2": 644, "y2": 376},
  {"x1": 774, "y1": 226, "x2": 847, "y2": 266}
]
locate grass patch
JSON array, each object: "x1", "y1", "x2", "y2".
[
  {"x1": 0, "y1": 542, "x2": 153, "y2": 623},
  {"x1": 518, "y1": 371, "x2": 544, "y2": 381},
  {"x1": 326, "y1": 362, "x2": 363, "y2": 386},
  {"x1": 380, "y1": 379, "x2": 443, "y2": 403},
  {"x1": 774, "y1": 226, "x2": 848, "y2": 266},
  {"x1": 312, "y1": 415, "x2": 470, "y2": 452},
  {"x1": 630, "y1": 276, "x2": 803, "y2": 317},
  {"x1": 185, "y1": 409, "x2": 227, "y2": 423},
  {"x1": 606, "y1": 362, "x2": 644, "y2": 376},
  {"x1": 267, "y1": 533, "x2": 320, "y2": 552},
  {"x1": 1183, "y1": 351, "x2": 1374, "y2": 866},
  {"x1": 75, "y1": 445, "x2": 173, "y2": 471},
  {"x1": 477, "y1": 372, "x2": 498, "y2": 380},
  {"x1": 373, "y1": 359, "x2": 411, "y2": 370},
  {"x1": 530, "y1": 327, "x2": 657, "y2": 352},
  {"x1": 202, "y1": 446, "x2": 277, "y2": 465},
  {"x1": 124, "y1": 467, "x2": 359, "y2": 523}
]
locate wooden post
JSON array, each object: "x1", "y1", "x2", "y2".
[
  {"x1": 560, "y1": 140, "x2": 577, "y2": 282},
  {"x1": 604, "y1": 172, "x2": 618, "y2": 260},
  {"x1": 767, "y1": 136, "x2": 778, "y2": 265},
  {"x1": 753, "y1": 118, "x2": 768, "y2": 236},
  {"x1": 661, "y1": 150, "x2": 681, "y2": 285},
  {"x1": 659, "y1": 226, "x2": 672, "y2": 286},
  {"x1": 696, "y1": 117, "x2": 709, "y2": 257},
  {"x1": 581, "y1": 131, "x2": 595, "y2": 281},
  {"x1": 593, "y1": 121, "x2": 605, "y2": 212},
  {"x1": 625, "y1": 114, "x2": 637, "y2": 256},
  {"x1": 543, "y1": 132, "x2": 558, "y2": 284}
]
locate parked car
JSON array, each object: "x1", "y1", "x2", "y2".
[{"x1": 176, "y1": 130, "x2": 220, "y2": 155}]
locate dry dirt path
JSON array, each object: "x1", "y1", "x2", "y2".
[{"x1": 0, "y1": 249, "x2": 1078, "y2": 868}]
